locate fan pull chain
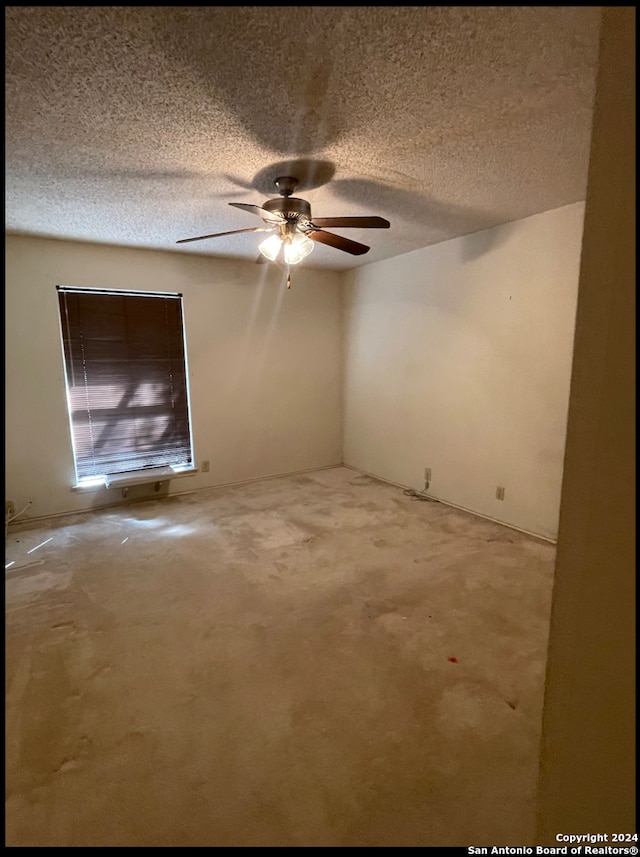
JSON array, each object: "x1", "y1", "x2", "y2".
[{"x1": 286, "y1": 268, "x2": 291, "y2": 289}]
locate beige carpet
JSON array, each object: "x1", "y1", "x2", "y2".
[{"x1": 5, "y1": 466, "x2": 555, "y2": 847}]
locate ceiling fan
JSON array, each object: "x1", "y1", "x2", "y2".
[{"x1": 176, "y1": 176, "x2": 390, "y2": 287}]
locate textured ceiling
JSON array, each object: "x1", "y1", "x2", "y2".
[{"x1": 5, "y1": 6, "x2": 602, "y2": 270}]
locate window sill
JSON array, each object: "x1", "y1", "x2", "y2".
[{"x1": 72, "y1": 466, "x2": 199, "y2": 493}]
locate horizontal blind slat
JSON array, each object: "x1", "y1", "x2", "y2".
[{"x1": 58, "y1": 289, "x2": 193, "y2": 480}]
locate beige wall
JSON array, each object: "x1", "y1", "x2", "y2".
[
  {"x1": 536, "y1": 6, "x2": 636, "y2": 839},
  {"x1": 5, "y1": 236, "x2": 343, "y2": 519},
  {"x1": 342, "y1": 203, "x2": 585, "y2": 539}
]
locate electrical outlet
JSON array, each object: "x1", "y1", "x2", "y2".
[
  {"x1": 424, "y1": 467, "x2": 431, "y2": 487},
  {"x1": 201, "y1": 460, "x2": 210, "y2": 473},
  {"x1": 496, "y1": 486, "x2": 505, "y2": 501},
  {"x1": 6, "y1": 501, "x2": 15, "y2": 518}
]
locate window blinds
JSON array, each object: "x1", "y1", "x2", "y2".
[{"x1": 57, "y1": 287, "x2": 193, "y2": 481}]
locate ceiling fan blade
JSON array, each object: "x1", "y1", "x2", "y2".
[
  {"x1": 229, "y1": 202, "x2": 285, "y2": 223},
  {"x1": 307, "y1": 229, "x2": 370, "y2": 255},
  {"x1": 309, "y1": 216, "x2": 390, "y2": 229},
  {"x1": 176, "y1": 226, "x2": 273, "y2": 244}
]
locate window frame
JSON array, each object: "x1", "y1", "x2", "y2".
[{"x1": 56, "y1": 285, "x2": 196, "y2": 490}]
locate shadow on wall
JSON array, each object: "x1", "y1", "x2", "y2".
[{"x1": 459, "y1": 220, "x2": 517, "y2": 263}]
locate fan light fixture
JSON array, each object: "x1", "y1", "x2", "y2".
[
  {"x1": 258, "y1": 230, "x2": 314, "y2": 265},
  {"x1": 176, "y1": 174, "x2": 390, "y2": 289}
]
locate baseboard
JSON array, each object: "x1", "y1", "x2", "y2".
[
  {"x1": 342, "y1": 463, "x2": 557, "y2": 545},
  {"x1": 8, "y1": 462, "x2": 556, "y2": 545},
  {"x1": 6, "y1": 462, "x2": 344, "y2": 531}
]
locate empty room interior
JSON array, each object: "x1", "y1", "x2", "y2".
[{"x1": 4, "y1": 6, "x2": 635, "y2": 849}]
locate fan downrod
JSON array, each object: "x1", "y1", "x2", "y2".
[{"x1": 274, "y1": 176, "x2": 298, "y2": 197}]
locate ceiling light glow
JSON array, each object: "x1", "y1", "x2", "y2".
[{"x1": 259, "y1": 230, "x2": 314, "y2": 265}]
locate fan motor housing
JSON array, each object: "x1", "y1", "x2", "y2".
[{"x1": 263, "y1": 196, "x2": 311, "y2": 221}]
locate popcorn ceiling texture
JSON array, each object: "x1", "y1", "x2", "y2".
[{"x1": 4, "y1": 6, "x2": 601, "y2": 270}]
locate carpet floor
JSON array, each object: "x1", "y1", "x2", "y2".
[{"x1": 5, "y1": 466, "x2": 555, "y2": 847}]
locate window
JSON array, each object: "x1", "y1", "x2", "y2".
[{"x1": 57, "y1": 286, "x2": 194, "y2": 487}]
